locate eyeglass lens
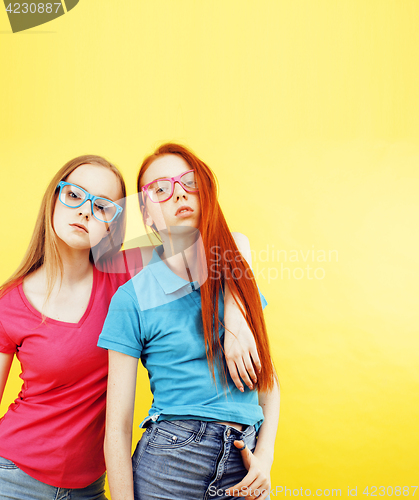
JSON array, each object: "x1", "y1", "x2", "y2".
[
  {"x1": 59, "y1": 184, "x2": 117, "y2": 222},
  {"x1": 146, "y1": 171, "x2": 198, "y2": 202}
]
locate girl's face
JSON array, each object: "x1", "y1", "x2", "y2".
[
  {"x1": 141, "y1": 154, "x2": 201, "y2": 231},
  {"x1": 53, "y1": 164, "x2": 123, "y2": 252}
]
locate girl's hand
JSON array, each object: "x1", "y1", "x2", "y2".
[
  {"x1": 225, "y1": 440, "x2": 272, "y2": 499},
  {"x1": 224, "y1": 327, "x2": 261, "y2": 392}
]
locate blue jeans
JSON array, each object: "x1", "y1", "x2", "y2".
[
  {"x1": 0, "y1": 456, "x2": 107, "y2": 500},
  {"x1": 132, "y1": 420, "x2": 269, "y2": 500}
]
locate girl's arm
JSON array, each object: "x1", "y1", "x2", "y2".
[
  {"x1": 225, "y1": 233, "x2": 261, "y2": 391},
  {"x1": 227, "y1": 377, "x2": 280, "y2": 499},
  {"x1": 0, "y1": 353, "x2": 13, "y2": 404},
  {"x1": 104, "y1": 350, "x2": 139, "y2": 500}
]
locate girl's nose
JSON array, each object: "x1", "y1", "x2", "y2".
[
  {"x1": 173, "y1": 181, "x2": 188, "y2": 200},
  {"x1": 78, "y1": 200, "x2": 92, "y2": 218}
]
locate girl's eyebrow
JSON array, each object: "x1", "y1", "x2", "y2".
[{"x1": 71, "y1": 182, "x2": 115, "y2": 202}]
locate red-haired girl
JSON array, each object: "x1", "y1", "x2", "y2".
[
  {"x1": 100, "y1": 144, "x2": 279, "y2": 500},
  {"x1": 0, "y1": 154, "x2": 258, "y2": 500}
]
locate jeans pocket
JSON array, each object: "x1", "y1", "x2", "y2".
[
  {"x1": 147, "y1": 423, "x2": 196, "y2": 450},
  {"x1": 132, "y1": 428, "x2": 153, "y2": 471},
  {"x1": 0, "y1": 456, "x2": 19, "y2": 470},
  {"x1": 243, "y1": 427, "x2": 257, "y2": 453}
]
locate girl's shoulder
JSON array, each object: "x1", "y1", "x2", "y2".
[
  {"x1": 0, "y1": 282, "x2": 25, "y2": 351},
  {"x1": 94, "y1": 247, "x2": 144, "y2": 276},
  {"x1": 0, "y1": 280, "x2": 23, "y2": 307}
]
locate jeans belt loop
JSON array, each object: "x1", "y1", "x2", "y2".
[{"x1": 194, "y1": 421, "x2": 206, "y2": 442}]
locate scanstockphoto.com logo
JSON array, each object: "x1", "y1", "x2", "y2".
[{"x1": 3, "y1": 0, "x2": 79, "y2": 32}]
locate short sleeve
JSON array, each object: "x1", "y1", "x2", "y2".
[
  {"x1": 255, "y1": 284, "x2": 267, "y2": 310},
  {"x1": 0, "y1": 320, "x2": 17, "y2": 354},
  {"x1": 260, "y1": 292, "x2": 267, "y2": 310},
  {"x1": 97, "y1": 287, "x2": 144, "y2": 359}
]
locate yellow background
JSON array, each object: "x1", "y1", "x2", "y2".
[{"x1": 1, "y1": 0, "x2": 419, "y2": 495}]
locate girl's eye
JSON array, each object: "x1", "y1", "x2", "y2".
[
  {"x1": 69, "y1": 190, "x2": 82, "y2": 200},
  {"x1": 181, "y1": 173, "x2": 197, "y2": 189},
  {"x1": 153, "y1": 185, "x2": 170, "y2": 194},
  {"x1": 94, "y1": 201, "x2": 114, "y2": 214}
]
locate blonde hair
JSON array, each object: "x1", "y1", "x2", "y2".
[{"x1": 0, "y1": 155, "x2": 127, "y2": 300}]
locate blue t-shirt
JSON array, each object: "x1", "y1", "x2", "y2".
[{"x1": 98, "y1": 246, "x2": 267, "y2": 428}]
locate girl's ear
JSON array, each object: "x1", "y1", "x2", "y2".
[
  {"x1": 141, "y1": 205, "x2": 154, "y2": 228},
  {"x1": 139, "y1": 191, "x2": 154, "y2": 228},
  {"x1": 145, "y1": 212, "x2": 154, "y2": 228}
]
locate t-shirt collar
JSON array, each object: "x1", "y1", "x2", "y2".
[{"x1": 148, "y1": 245, "x2": 199, "y2": 295}]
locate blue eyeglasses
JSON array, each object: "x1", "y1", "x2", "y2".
[{"x1": 56, "y1": 181, "x2": 123, "y2": 223}]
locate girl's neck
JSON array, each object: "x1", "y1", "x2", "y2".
[
  {"x1": 55, "y1": 243, "x2": 93, "y2": 287},
  {"x1": 159, "y1": 227, "x2": 201, "y2": 282},
  {"x1": 26, "y1": 251, "x2": 93, "y2": 292},
  {"x1": 22, "y1": 246, "x2": 94, "y2": 322}
]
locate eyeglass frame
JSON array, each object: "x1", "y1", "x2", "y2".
[
  {"x1": 141, "y1": 170, "x2": 199, "y2": 204},
  {"x1": 56, "y1": 181, "x2": 123, "y2": 223}
]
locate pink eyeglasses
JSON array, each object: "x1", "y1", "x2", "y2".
[{"x1": 141, "y1": 170, "x2": 199, "y2": 203}]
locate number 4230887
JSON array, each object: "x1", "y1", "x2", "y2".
[
  {"x1": 5, "y1": 3, "x2": 63, "y2": 14},
  {"x1": 363, "y1": 486, "x2": 418, "y2": 496}
]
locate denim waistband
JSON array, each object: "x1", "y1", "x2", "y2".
[{"x1": 147, "y1": 419, "x2": 255, "y2": 441}]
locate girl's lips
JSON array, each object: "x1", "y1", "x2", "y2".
[
  {"x1": 175, "y1": 206, "x2": 193, "y2": 217},
  {"x1": 70, "y1": 223, "x2": 88, "y2": 233}
]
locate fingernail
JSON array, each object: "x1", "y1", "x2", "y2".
[
  {"x1": 239, "y1": 386, "x2": 244, "y2": 392},
  {"x1": 258, "y1": 367, "x2": 262, "y2": 372},
  {"x1": 249, "y1": 384, "x2": 253, "y2": 390}
]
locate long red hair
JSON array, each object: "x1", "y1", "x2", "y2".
[{"x1": 137, "y1": 143, "x2": 276, "y2": 391}]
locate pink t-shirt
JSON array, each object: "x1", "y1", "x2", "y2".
[{"x1": 0, "y1": 249, "x2": 143, "y2": 488}]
